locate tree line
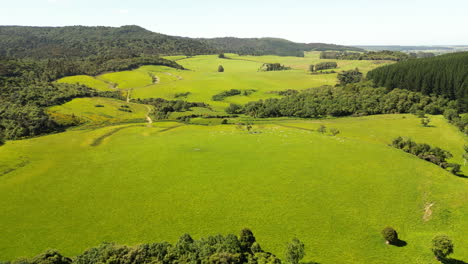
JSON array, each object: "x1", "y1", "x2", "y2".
[
  {"x1": 132, "y1": 98, "x2": 209, "y2": 120},
  {"x1": 0, "y1": 229, "x2": 306, "y2": 264},
  {"x1": 320, "y1": 50, "x2": 410, "y2": 61},
  {"x1": 259, "y1": 63, "x2": 290, "y2": 71},
  {"x1": 391, "y1": 137, "x2": 462, "y2": 175},
  {"x1": 367, "y1": 52, "x2": 468, "y2": 111},
  {"x1": 1, "y1": 228, "x2": 460, "y2": 264},
  {"x1": 310, "y1": 62, "x2": 337, "y2": 72},
  {"x1": 226, "y1": 82, "x2": 458, "y2": 118}
]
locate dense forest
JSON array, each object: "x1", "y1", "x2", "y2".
[
  {"x1": 0, "y1": 26, "x2": 361, "y2": 58},
  {"x1": 0, "y1": 25, "x2": 214, "y2": 58},
  {"x1": 226, "y1": 82, "x2": 459, "y2": 119},
  {"x1": 367, "y1": 52, "x2": 468, "y2": 111},
  {"x1": 0, "y1": 229, "x2": 298, "y2": 264}
]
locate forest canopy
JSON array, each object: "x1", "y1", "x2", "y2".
[{"x1": 367, "y1": 52, "x2": 468, "y2": 111}]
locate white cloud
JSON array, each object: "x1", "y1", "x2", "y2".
[{"x1": 118, "y1": 9, "x2": 129, "y2": 14}]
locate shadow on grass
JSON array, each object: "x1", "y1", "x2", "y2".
[
  {"x1": 441, "y1": 258, "x2": 468, "y2": 264},
  {"x1": 393, "y1": 239, "x2": 408, "y2": 247},
  {"x1": 453, "y1": 173, "x2": 468, "y2": 179}
]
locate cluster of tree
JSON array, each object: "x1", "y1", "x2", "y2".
[
  {"x1": 259, "y1": 63, "x2": 290, "y2": 71},
  {"x1": 1, "y1": 229, "x2": 308, "y2": 264},
  {"x1": 367, "y1": 52, "x2": 468, "y2": 111},
  {"x1": 226, "y1": 83, "x2": 458, "y2": 118},
  {"x1": 391, "y1": 137, "x2": 461, "y2": 175},
  {"x1": 317, "y1": 125, "x2": 340, "y2": 136},
  {"x1": 133, "y1": 98, "x2": 208, "y2": 119},
  {"x1": 0, "y1": 83, "x2": 118, "y2": 139},
  {"x1": 212, "y1": 89, "x2": 242, "y2": 101},
  {"x1": 0, "y1": 56, "x2": 184, "y2": 86},
  {"x1": 444, "y1": 109, "x2": 468, "y2": 134},
  {"x1": 337, "y1": 69, "x2": 363, "y2": 85},
  {"x1": 320, "y1": 50, "x2": 410, "y2": 61},
  {"x1": 310, "y1": 62, "x2": 337, "y2": 72},
  {"x1": 200, "y1": 37, "x2": 363, "y2": 57}
]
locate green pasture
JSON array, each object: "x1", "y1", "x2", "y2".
[
  {"x1": 0, "y1": 114, "x2": 466, "y2": 264},
  {"x1": 57, "y1": 75, "x2": 114, "y2": 91},
  {"x1": 57, "y1": 53, "x2": 391, "y2": 112},
  {"x1": 47, "y1": 97, "x2": 150, "y2": 128},
  {"x1": 99, "y1": 70, "x2": 153, "y2": 90}
]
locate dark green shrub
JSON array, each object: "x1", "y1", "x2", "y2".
[
  {"x1": 381, "y1": 227, "x2": 398, "y2": 244},
  {"x1": 431, "y1": 235, "x2": 454, "y2": 260}
]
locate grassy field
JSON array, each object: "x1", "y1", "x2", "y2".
[
  {"x1": 47, "y1": 97, "x2": 150, "y2": 128},
  {"x1": 57, "y1": 75, "x2": 115, "y2": 91},
  {"x1": 58, "y1": 53, "x2": 393, "y2": 112},
  {"x1": 0, "y1": 114, "x2": 466, "y2": 264}
]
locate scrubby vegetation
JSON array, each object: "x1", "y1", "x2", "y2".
[
  {"x1": 391, "y1": 137, "x2": 461, "y2": 174},
  {"x1": 212, "y1": 89, "x2": 242, "y2": 101},
  {"x1": 259, "y1": 63, "x2": 290, "y2": 71},
  {"x1": 367, "y1": 52, "x2": 468, "y2": 110}
]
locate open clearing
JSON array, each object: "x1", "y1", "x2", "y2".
[{"x1": 0, "y1": 114, "x2": 466, "y2": 264}]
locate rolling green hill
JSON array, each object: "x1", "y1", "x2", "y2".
[
  {"x1": 0, "y1": 114, "x2": 466, "y2": 264},
  {"x1": 58, "y1": 53, "x2": 392, "y2": 112},
  {"x1": 200, "y1": 37, "x2": 363, "y2": 57}
]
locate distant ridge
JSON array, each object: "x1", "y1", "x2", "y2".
[
  {"x1": 200, "y1": 37, "x2": 362, "y2": 57},
  {"x1": 0, "y1": 25, "x2": 362, "y2": 58}
]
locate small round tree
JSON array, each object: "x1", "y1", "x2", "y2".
[
  {"x1": 285, "y1": 238, "x2": 305, "y2": 264},
  {"x1": 432, "y1": 235, "x2": 454, "y2": 260},
  {"x1": 218, "y1": 65, "x2": 224, "y2": 72},
  {"x1": 381, "y1": 227, "x2": 398, "y2": 245}
]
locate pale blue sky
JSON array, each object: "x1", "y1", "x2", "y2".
[{"x1": 1, "y1": 0, "x2": 467, "y2": 45}]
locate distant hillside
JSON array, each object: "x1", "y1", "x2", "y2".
[
  {"x1": 354, "y1": 45, "x2": 454, "y2": 51},
  {"x1": 0, "y1": 25, "x2": 361, "y2": 58},
  {"x1": 0, "y1": 25, "x2": 215, "y2": 58},
  {"x1": 200, "y1": 37, "x2": 363, "y2": 57},
  {"x1": 367, "y1": 52, "x2": 468, "y2": 111}
]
